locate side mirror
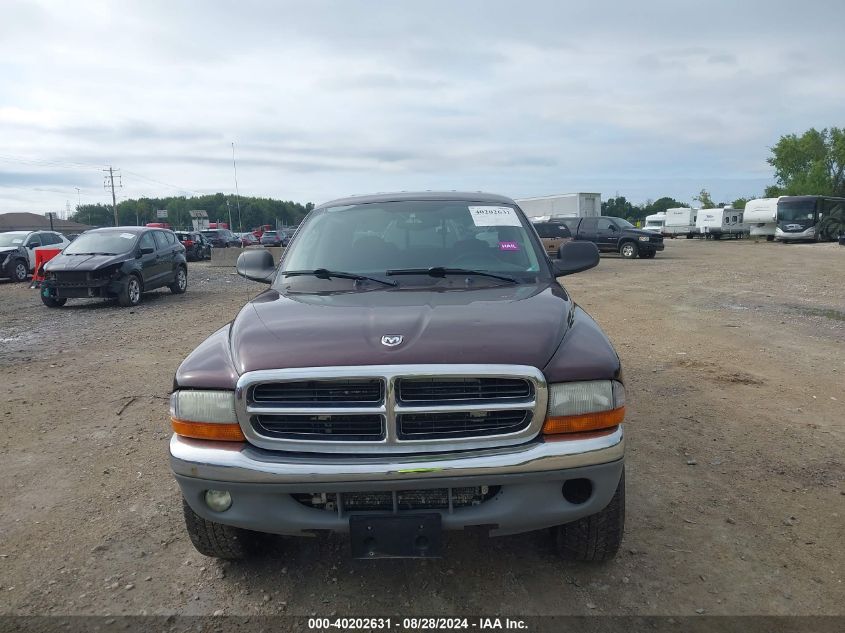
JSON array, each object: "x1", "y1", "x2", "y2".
[
  {"x1": 140, "y1": 246, "x2": 155, "y2": 255},
  {"x1": 237, "y1": 249, "x2": 276, "y2": 284},
  {"x1": 553, "y1": 241, "x2": 600, "y2": 276},
  {"x1": 27, "y1": 243, "x2": 38, "y2": 249}
]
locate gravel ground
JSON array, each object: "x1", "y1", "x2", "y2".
[{"x1": 0, "y1": 239, "x2": 843, "y2": 617}]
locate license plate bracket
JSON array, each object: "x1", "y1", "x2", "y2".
[{"x1": 349, "y1": 513, "x2": 442, "y2": 559}]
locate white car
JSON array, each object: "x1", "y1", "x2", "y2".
[{"x1": 0, "y1": 230, "x2": 71, "y2": 282}]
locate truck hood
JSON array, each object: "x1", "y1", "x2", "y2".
[
  {"x1": 230, "y1": 283, "x2": 571, "y2": 374},
  {"x1": 0, "y1": 246, "x2": 21, "y2": 256},
  {"x1": 45, "y1": 253, "x2": 127, "y2": 271}
]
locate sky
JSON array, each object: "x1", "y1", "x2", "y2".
[{"x1": 1, "y1": 0, "x2": 844, "y2": 213}]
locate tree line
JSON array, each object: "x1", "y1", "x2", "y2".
[
  {"x1": 69, "y1": 127, "x2": 843, "y2": 229},
  {"x1": 604, "y1": 127, "x2": 844, "y2": 223},
  {"x1": 70, "y1": 193, "x2": 314, "y2": 231}
]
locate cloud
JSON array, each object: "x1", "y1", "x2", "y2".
[{"x1": 1, "y1": 0, "x2": 844, "y2": 212}]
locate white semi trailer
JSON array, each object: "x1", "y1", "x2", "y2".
[
  {"x1": 515, "y1": 193, "x2": 602, "y2": 220},
  {"x1": 663, "y1": 207, "x2": 698, "y2": 238},
  {"x1": 743, "y1": 198, "x2": 779, "y2": 241}
]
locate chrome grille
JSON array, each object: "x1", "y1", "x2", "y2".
[
  {"x1": 252, "y1": 414, "x2": 384, "y2": 441},
  {"x1": 252, "y1": 379, "x2": 383, "y2": 406},
  {"x1": 398, "y1": 410, "x2": 531, "y2": 439},
  {"x1": 236, "y1": 365, "x2": 547, "y2": 454},
  {"x1": 397, "y1": 377, "x2": 532, "y2": 403}
]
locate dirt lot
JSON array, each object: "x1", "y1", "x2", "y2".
[{"x1": 0, "y1": 239, "x2": 843, "y2": 617}]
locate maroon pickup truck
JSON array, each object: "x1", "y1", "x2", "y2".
[{"x1": 169, "y1": 192, "x2": 625, "y2": 561}]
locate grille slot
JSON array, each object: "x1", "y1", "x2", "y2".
[
  {"x1": 397, "y1": 377, "x2": 532, "y2": 403},
  {"x1": 53, "y1": 271, "x2": 91, "y2": 286},
  {"x1": 292, "y1": 486, "x2": 500, "y2": 512},
  {"x1": 398, "y1": 410, "x2": 531, "y2": 440},
  {"x1": 252, "y1": 379, "x2": 383, "y2": 406},
  {"x1": 252, "y1": 414, "x2": 384, "y2": 441}
]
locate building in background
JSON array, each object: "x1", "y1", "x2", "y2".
[{"x1": 0, "y1": 212, "x2": 93, "y2": 233}]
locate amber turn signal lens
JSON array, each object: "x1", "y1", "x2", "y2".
[
  {"x1": 171, "y1": 418, "x2": 246, "y2": 442},
  {"x1": 542, "y1": 406, "x2": 625, "y2": 435}
]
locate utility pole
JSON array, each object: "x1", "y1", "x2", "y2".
[
  {"x1": 232, "y1": 142, "x2": 242, "y2": 232},
  {"x1": 226, "y1": 199, "x2": 233, "y2": 229},
  {"x1": 103, "y1": 166, "x2": 122, "y2": 226}
]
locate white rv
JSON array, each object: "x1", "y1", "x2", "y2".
[
  {"x1": 743, "y1": 198, "x2": 778, "y2": 241},
  {"x1": 663, "y1": 207, "x2": 698, "y2": 238},
  {"x1": 643, "y1": 212, "x2": 666, "y2": 233},
  {"x1": 515, "y1": 193, "x2": 602, "y2": 220},
  {"x1": 696, "y1": 207, "x2": 747, "y2": 239}
]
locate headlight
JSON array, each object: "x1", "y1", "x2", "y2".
[
  {"x1": 543, "y1": 381, "x2": 625, "y2": 436},
  {"x1": 639, "y1": 236, "x2": 650, "y2": 241},
  {"x1": 170, "y1": 390, "x2": 244, "y2": 441}
]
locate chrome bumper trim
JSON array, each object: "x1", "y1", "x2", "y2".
[{"x1": 170, "y1": 425, "x2": 624, "y2": 484}]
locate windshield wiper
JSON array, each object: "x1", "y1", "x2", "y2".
[
  {"x1": 386, "y1": 267, "x2": 518, "y2": 284},
  {"x1": 281, "y1": 269, "x2": 397, "y2": 287},
  {"x1": 67, "y1": 252, "x2": 118, "y2": 256}
]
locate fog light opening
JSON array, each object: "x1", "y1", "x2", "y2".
[
  {"x1": 204, "y1": 489, "x2": 232, "y2": 512},
  {"x1": 562, "y1": 478, "x2": 593, "y2": 505}
]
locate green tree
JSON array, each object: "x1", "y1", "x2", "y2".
[
  {"x1": 694, "y1": 189, "x2": 716, "y2": 209},
  {"x1": 767, "y1": 127, "x2": 845, "y2": 197},
  {"x1": 730, "y1": 197, "x2": 751, "y2": 209}
]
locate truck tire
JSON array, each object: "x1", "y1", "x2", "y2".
[
  {"x1": 766, "y1": 235, "x2": 774, "y2": 242},
  {"x1": 182, "y1": 498, "x2": 257, "y2": 560},
  {"x1": 619, "y1": 242, "x2": 638, "y2": 259},
  {"x1": 169, "y1": 266, "x2": 188, "y2": 294},
  {"x1": 642, "y1": 250, "x2": 656, "y2": 259},
  {"x1": 8, "y1": 258, "x2": 29, "y2": 282},
  {"x1": 118, "y1": 274, "x2": 142, "y2": 307},
  {"x1": 40, "y1": 292, "x2": 67, "y2": 308},
  {"x1": 554, "y1": 469, "x2": 625, "y2": 561}
]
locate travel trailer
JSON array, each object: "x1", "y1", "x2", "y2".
[
  {"x1": 696, "y1": 207, "x2": 746, "y2": 239},
  {"x1": 663, "y1": 207, "x2": 698, "y2": 238},
  {"x1": 643, "y1": 213, "x2": 666, "y2": 233},
  {"x1": 743, "y1": 198, "x2": 778, "y2": 240}
]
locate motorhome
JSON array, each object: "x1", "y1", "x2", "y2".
[
  {"x1": 643, "y1": 213, "x2": 666, "y2": 233},
  {"x1": 775, "y1": 195, "x2": 845, "y2": 242},
  {"x1": 743, "y1": 198, "x2": 778, "y2": 240},
  {"x1": 696, "y1": 207, "x2": 746, "y2": 239},
  {"x1": 663, "y1": 207, "x2": 697, "y2": 238},
  {"x1": 515, "y1": 193, "x2": 601, "y2": 220}
]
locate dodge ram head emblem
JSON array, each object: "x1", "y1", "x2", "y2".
[{"x1": 381, "y1": 335, "x2": 403, "y2": 347}]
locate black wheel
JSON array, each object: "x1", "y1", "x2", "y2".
[
  {"x1": 169, "y1": 266, "x2": 187, "y2": 294},
  {"x1": 619, "y1": 242, "x2": 638, "y2": 259},
  {"x1": 9, "y1": 259, "x2": 29, "y2": 282},
  {"x1": 40, "y1": 291, "x2": 67, "y2": 308},
  {"x1": 182, "y1": 498, "x2": 257, "y2": 560},
  {"x1": 766, "y1": 235, "x2": 774, "y2": 242},
  {"x1": 118, "y1": 274, "x2": 142, "y2": 307},
  {"x1": 642, "y1": 250, "x2": 656, "y2": 259},
  {"x1": 554, "y1": 469, "x2": 625, "y2": 561}
]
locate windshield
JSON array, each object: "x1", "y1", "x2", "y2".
[
  {"x1": 64, "y1": 231, "x2": 137, "y2": 255},
  {"x1": 778, "y1": 200, "x2": 816, "y2": 222},
  {"x1": 278, "y1": 200, "x2": 546, "y2": 289},
  {"x1": 0, "y1": 233, "x2": 26, "y2": 247},
  {"x1": 645, "y1": 220, "x2": 663, "y2": 227}
]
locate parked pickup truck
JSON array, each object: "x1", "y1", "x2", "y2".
[
  {"x1": 560, "y1": 216, "x2": 664, "y2": 259},
  {"x1": 170, "y1": 192, "x2": 626, "y2": 561}
]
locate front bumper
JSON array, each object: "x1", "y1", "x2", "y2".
[
  {"x1": 41, "y1": 278, "x2": 122, "y2": 299},
  {"x1": 776, "y1": 227, "x2": 815, "y2": 241},
  {"x1": 171, "y1": 427, "x2": 624, "y2": 537}
]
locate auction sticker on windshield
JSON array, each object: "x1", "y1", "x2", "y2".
[
  {"x1": 468, "y1": 205, "x2": 521, "y2": 227},
  {"x1": 120, "y1": 233, "x2": 135, "y2": 239}
]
